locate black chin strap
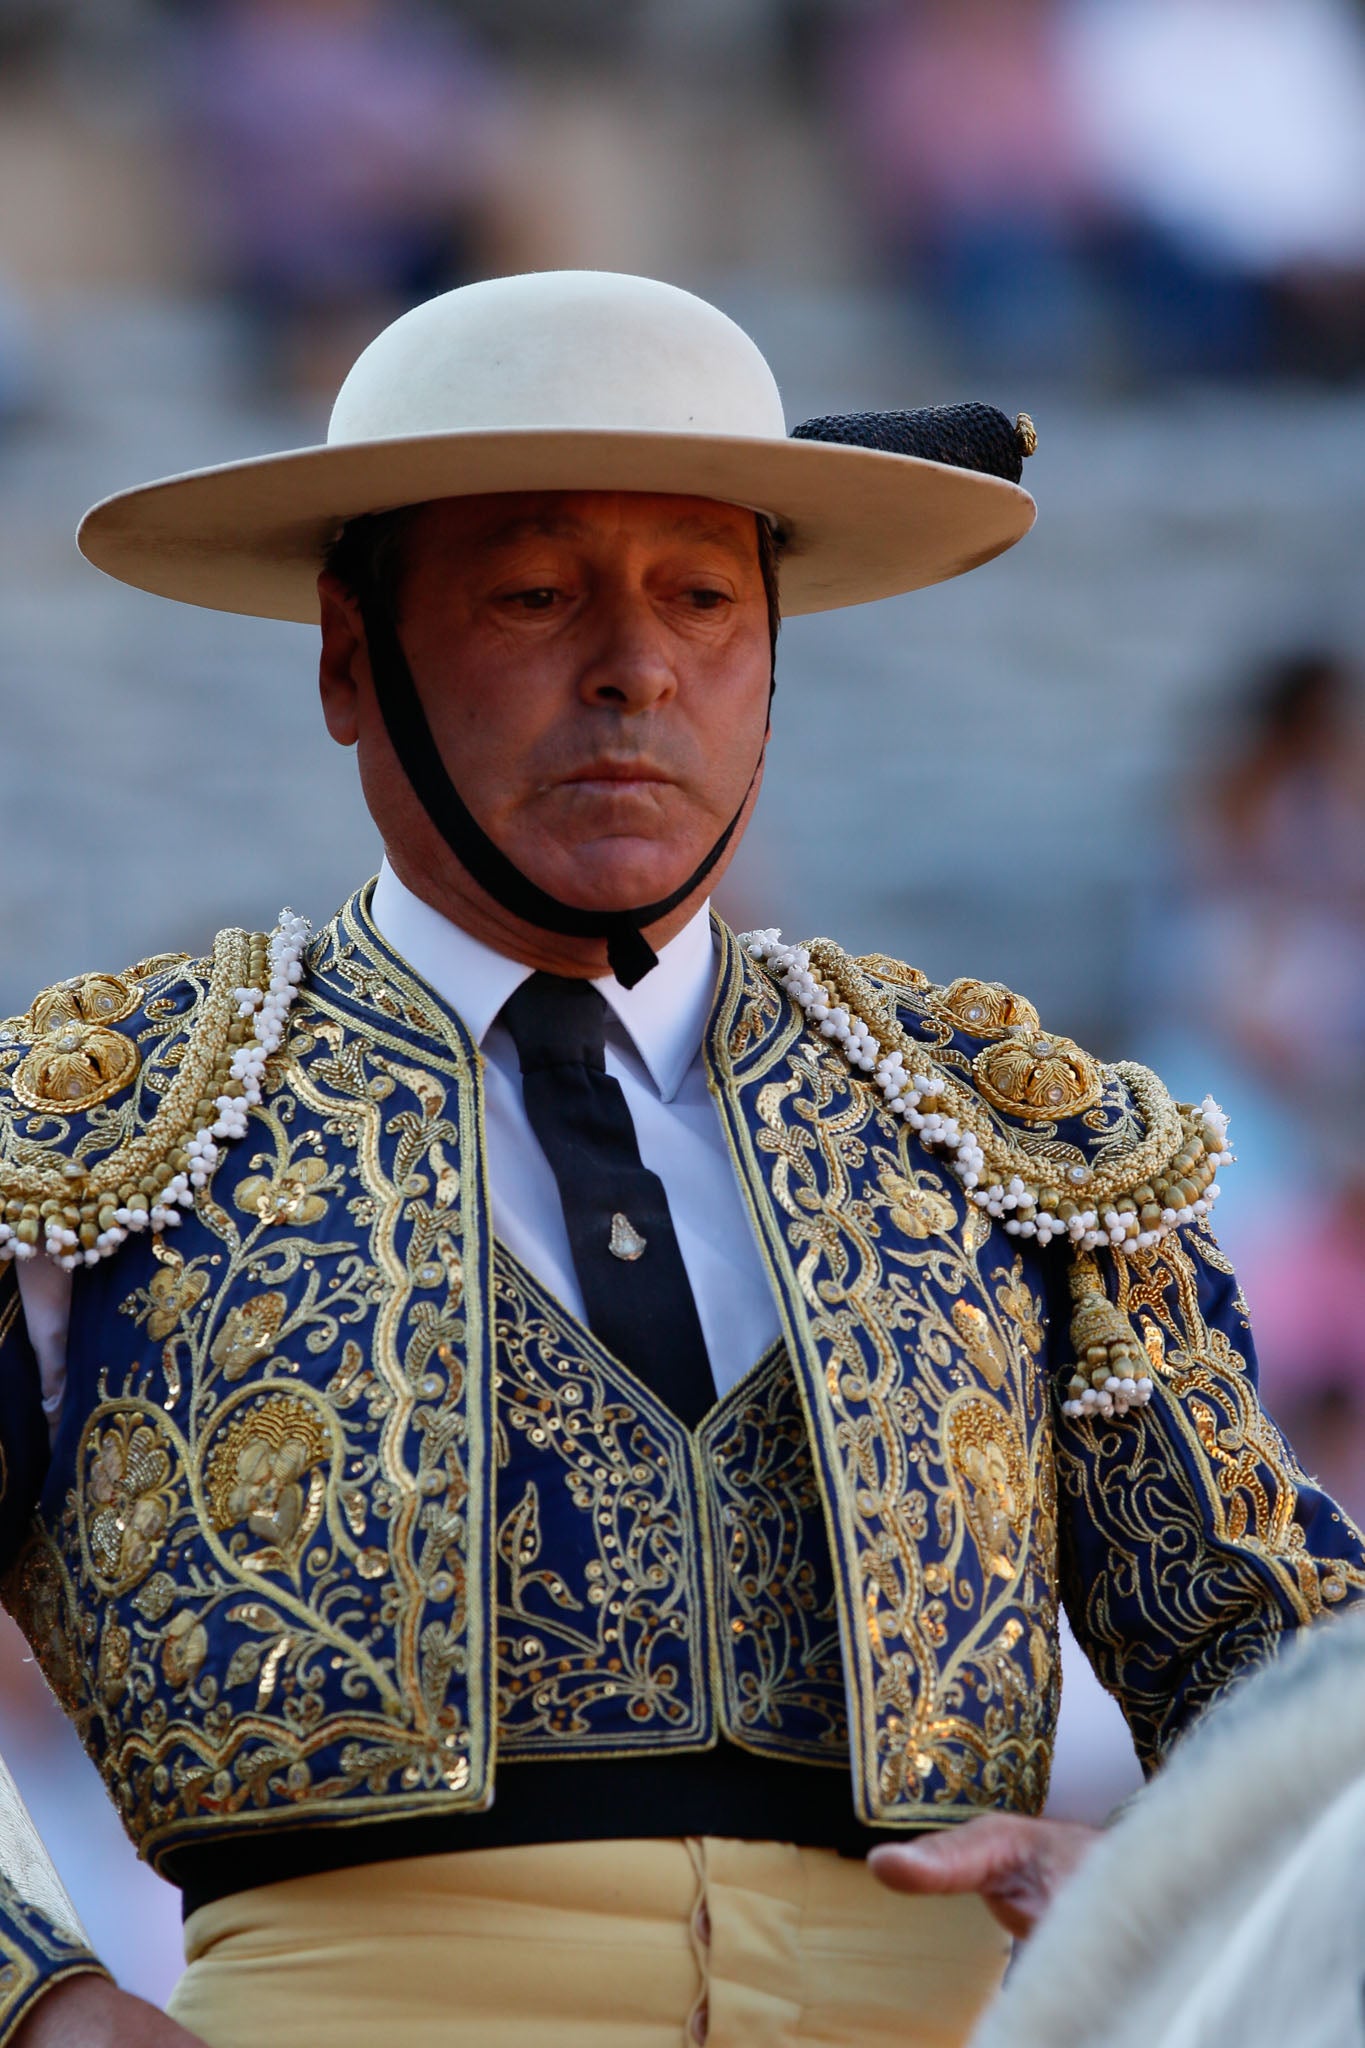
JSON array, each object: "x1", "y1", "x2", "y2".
[{"x1": 362, "y1": 602, "x2": 767, "y2": 988}]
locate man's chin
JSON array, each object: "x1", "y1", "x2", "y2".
[{"x1": 515, "y1": 839, "x2": 711, "y2": 916}]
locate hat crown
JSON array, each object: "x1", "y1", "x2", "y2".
[{"x1": 327, "y1": 270, "x2": 788, "y2": 448}]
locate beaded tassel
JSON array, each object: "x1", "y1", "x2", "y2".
[{"x1": 1061, "y1": 1259, "x2": 1155, "y2": 1419}]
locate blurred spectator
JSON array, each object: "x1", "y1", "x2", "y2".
[
  {"x1": 1182, "y1": 650, "x2": 1365, "y2": 1114},
  {"x1": 831, "y1": 0, "x2": 1365, "y2": 383},
  {"x1": 1064, "y1": 0, "x2": 1365, "y2": 379},
  {"x1": 170, "y1": 0, "x2": 514, "y2": 394},
  {"x1": 832, "y1": 0, "x2": 1109, "y2": 382},
  {"x1": 1149, "y1": 649, "x2": 1365, "y2": 1519},
  {"x1": 1235, "y1": 1180, "x2": 1365, "y2": 1523}
]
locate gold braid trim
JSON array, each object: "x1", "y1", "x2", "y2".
[
  {"x1": 815, "y1": 943, "x2": 1187, "y2": 1208},
  {"x1": 0, "y1": 928, "x2": 265, "y2": 1253}
]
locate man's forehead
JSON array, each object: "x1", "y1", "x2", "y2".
[{"x1": 409, "y1": 490, "x2": 759, "y2": 557}]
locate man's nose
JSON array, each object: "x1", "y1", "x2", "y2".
[{"x1": 577, "y1": 590, "x2": 676, "y2": 711}]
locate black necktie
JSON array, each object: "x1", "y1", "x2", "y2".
[{"x1": 499, "y1": 972, "x2": 715, "y2": 1428}]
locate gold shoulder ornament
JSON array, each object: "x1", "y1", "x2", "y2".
[
  {"x1": 743, "y1": 932, "x2": 1234, "y2": 1422},
  {"x1": 0, "y1": 911, "x2": 309, "y2": 1272}
]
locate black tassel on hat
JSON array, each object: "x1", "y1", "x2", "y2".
[{"x1": 791, "y1": 403, "x2": 1037, "y2": 485}]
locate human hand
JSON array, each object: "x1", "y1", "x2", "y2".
[
  {"x1": 14, "y1": 1974, "x2": 209, "y2": 2048},
  {"x1": 868, "y1": 1813, "x2": 1100, "y2": 1940}
]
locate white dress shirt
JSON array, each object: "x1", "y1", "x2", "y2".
[
  {"x1": 370, "y1": 863, "x2": 780, "y2": 1401},
  {"x1": 18, "y1": 868, "x2": 781, "y2": 1429}
]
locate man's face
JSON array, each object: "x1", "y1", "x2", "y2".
[{"x1": 319, "y1": 490, "x2": 772, "y2": 955}]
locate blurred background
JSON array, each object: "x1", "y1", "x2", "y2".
[{"x1": 2, "y1": 0, "x2": 1364, "y2": 2005}]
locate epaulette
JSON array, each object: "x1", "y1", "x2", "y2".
[
  {"x1": 743, "y1": 932, "x2": 1234, "y2": 1420},
  {"x1": 0, "y1": 911, "x2": 309, "y2": 1270}
]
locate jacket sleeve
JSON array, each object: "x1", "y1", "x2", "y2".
[
  {"x1": 0, "y1": 1266, "x2": 110, "y2": 2038},
  {"x1": 1053, "y1": 1219, "x2": 1365, "y2": 1771},
  {"x1": 0, "y1": 1265, "x2": 51, "y2": 1576}
]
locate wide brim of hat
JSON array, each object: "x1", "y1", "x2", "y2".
[{"x1": 76, "y1": 426, "x2": 1035, "y2": 622}]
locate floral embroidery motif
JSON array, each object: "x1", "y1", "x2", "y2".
[
  {"x1": 205, "y1": 1393, "x2": 331, "y2": 1571},
  {"x1": 878, "y1": 1169, "x2": 957, "y2": 1240},
  {"x1": 947, "y1": 1398, "x2": 1028, "y2": 1579},
  {"x1": 208, "y1": 1293, "x2": 288, "y2": 1379},
  {"x1": 81, "y1": 1413, "x2": 181, "y2": 1593},
  {"x1": 145, "y1": 1262, "x2": 210, "y2": 1340},
  {"x1": 235, "y1": 1154, "x2": 332, "y2": 1227}
]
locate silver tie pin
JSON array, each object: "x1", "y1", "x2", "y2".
[{"x1": 608, "y1": 1213, "x2": 647, "y2": 1261}]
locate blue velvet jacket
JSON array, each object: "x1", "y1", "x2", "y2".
[{"x1": 0, "y1": 885, "x2": 1360, "y2": 2037}]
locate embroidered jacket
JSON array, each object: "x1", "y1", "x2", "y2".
[{"x1": 0, "y1": 886, "x2": 1360, "y2": 2038}]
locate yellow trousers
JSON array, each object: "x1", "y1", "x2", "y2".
[{"x1": 169, "y1": 1836, "x2": 1007, "y2": 2048}]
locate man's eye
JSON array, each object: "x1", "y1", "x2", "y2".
[
  {"x1": 508, "y1": 588, "x2": 559, "y2": 610},
  {"x1": 686, "y1": 588, "x2": 728, "y2": 609}
]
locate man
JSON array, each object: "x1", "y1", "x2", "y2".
[{"x1": 0, "y1": 270, "x2": 1360, "y2": 2048}]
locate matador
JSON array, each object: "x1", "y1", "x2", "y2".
[{"x1": 1, "y1": 271, "x2": 1361, "y2": 2048}]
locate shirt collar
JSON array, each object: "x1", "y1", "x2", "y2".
[{"x1": 369, "y1": 859, "x2": 717, "y2": 1103}]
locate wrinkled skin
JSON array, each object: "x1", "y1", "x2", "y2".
[
  {"x1": 318, "y1": 489, "x2": 774, "y2": 977},
  {"x1": 870, "y1": 1812, "x2": 1099, "y2": 1940}
]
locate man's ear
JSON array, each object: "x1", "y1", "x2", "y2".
[{"x1": 318, "y1": 570, "x2": 369, "y2": 747}]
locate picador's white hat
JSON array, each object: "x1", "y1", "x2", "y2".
[{"x1": 77, "y1": 269, "x2": 1035, "y2": 621}]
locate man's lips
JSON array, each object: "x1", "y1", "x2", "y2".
[{"x1": 556, "y1": 762, "x2": 673, "y2": 792}]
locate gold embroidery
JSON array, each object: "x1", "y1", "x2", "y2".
[
  {"x1": 144, "y1": 1262, "x2": 210, "y2": 1340},
  {"x1": 235, "y1": 1154, "x2": 332, "y2": 1227},
  {"x1": 995, "y1": 1258, "x2": 1045, "y2": 1357},
  {"x1": 0, "y1": 929, "x2": 266, "y2": 1256},
  {"x1": 878, "y1": 1169, "x2": 957, "y2": 1240},
  {"x1": 855, "y1": 954, "x2": 929, "y2": 992},
  {"x1": 701, "y1": 1344, "x2": 849, "y2": 1759},
  {"x1": 208, "y1": 1293, "x2": 288, "y2": 1379},
  {"x1": 972, "y1": 1030, "x2": 1102, "y2": 1122},
  {"x1": 709, "y1": 929, "x2": 1059, "y2": 1823},
  {"x1": 931, "y1": 977, "x2": 1039, "y2": 1036},
  {"x1": 946, "y1": 1396, "x2": 1027, "y2": 1579},
  {"x1": 822, "y1": 945, "x2": 1176, "y2": 1174},
  {"x1": 12, "y1": 1020, "x2": 140, "y2": 1114},
  {"x1": 492, "y1": 1252, "x2": 707, "y2": 1753},
  {"x1": 6, "y1": 896, "x2": 493, "y2": 1864},
  {"x1": 951, "y1": 1302, "x2": 1010, "y2": 1389},
  {"x1": 803, "y1": 942, "x2": 1223, "y2": 1235},
  {"x1": 1054, "y1": 1227, "x2": 1365, "y2": 1765},
  {"x1": 161, "y1": 1610, "x2": 208, "y2": 1687},
  {"x1": 205, "y1": 1393, "x2": 331, "y2": 1566},
  {"x1": 80, "y1": 1412, "x2": 181, "y2": 1594},
  {"x1": 29, "y1": 973, "x2": 141, "y2": 1034}
]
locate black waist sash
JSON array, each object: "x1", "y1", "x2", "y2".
[{"x1": 168, "y1": 1747, "x2": 897, "y2": 1916}]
